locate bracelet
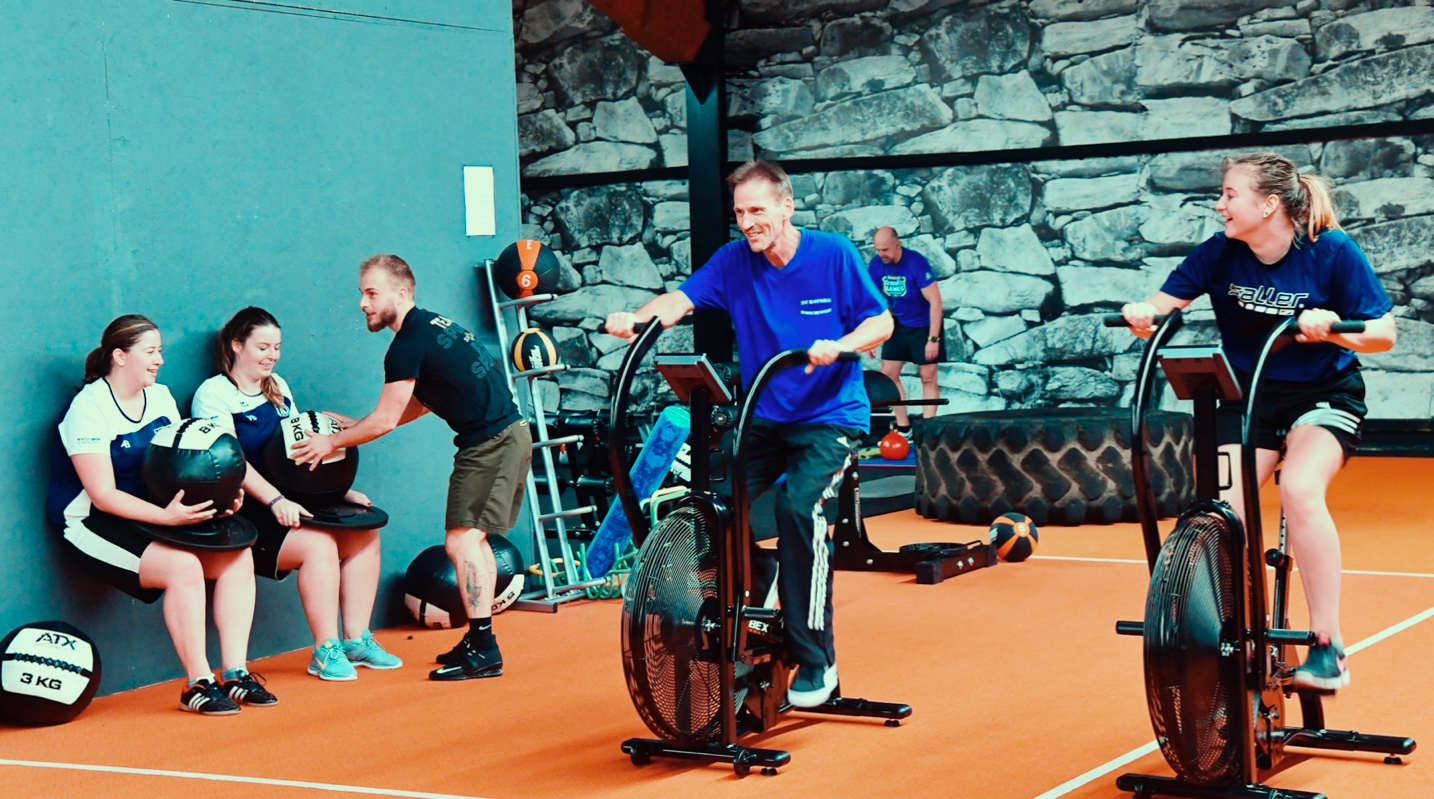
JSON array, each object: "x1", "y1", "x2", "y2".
[{"x1": 268, "y1": 495, "x2": 285, "y2": 509}]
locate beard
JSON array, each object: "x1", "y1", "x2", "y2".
[{"x1": 366, "y1": 306, "x2": 398, "y2": 332}]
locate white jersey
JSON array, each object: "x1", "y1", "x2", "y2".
[{"x1": 47, "y1": 380, "x2": 181, "y2": 528}]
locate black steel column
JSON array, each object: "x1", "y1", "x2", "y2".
[{"x1": 681, "y1": 0, "x2": 732, "y2": 362}]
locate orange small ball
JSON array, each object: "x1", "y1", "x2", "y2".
[{"x1": 879, "y1": 429, "x2": 910, "y2": 460}]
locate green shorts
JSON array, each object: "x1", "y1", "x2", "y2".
[{"x1": 446, "y1": 419, "x2": 532, "y2": 532}]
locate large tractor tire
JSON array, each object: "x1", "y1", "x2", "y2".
[{"x1": 914, "y1": 408, "x2": 1193, "y2": 526}]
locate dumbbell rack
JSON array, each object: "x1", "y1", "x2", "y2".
[{"x1": 480, "y1": 260, "x2": 605, "y2": 612}]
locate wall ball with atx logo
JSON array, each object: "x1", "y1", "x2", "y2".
[
  {"x1": 0, "y1": 621, "x2": 102, "y2": 726},
  {"x1": 493, "y1": 239, "x2": 563, "y2": 300},
  {"x1": 512, "y1": 327, "x2": 559, "y2": 372}
]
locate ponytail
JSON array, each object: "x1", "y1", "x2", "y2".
[
  {"x1": 83, "y1": 315, "x2": 158, "y2": 384},
  {"x1": 1298, "y1": 172, "x2": 1341, "y2": 241},
  {"x1": 217, "y1": 307, "x2": 286, "y2": 410},
  {"x1": 1222, "y1": 152, "x2": 1342, "y2": 242}
]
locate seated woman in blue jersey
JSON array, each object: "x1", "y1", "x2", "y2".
[
  {"x1": 46, "y1": 315, "x2": 274, "y2": 715},
  {"x1": 192, "y1": 307, "x2": 401, "y2": 681},
  {"x1": 1120, "y1": 152, "x2": 1397, "y2": 693}
]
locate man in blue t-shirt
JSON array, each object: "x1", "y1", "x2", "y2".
[
  {"x1": 605, "y1": 159, "x2": 893, "y2": 708},
  {"x1": 868, "y1": 227, "x2": 944, "y2": 437}
]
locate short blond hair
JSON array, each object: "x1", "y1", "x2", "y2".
[
  {"x1": 726, "y1": 159, "x2": 793, "y2": 202},
  {"x1": 360, "y1": 253, "x2": 416, "y2": 293}
]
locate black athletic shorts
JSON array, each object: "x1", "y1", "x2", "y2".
[
  {"x1": 237, "y1": 502, "x2": 295, "y2": 582},
  {"x1": 1215, "y1": 366, "x2": 1367, "y2": 460},
  {"x1": 882, "y1": 320, "x2": 945, "y2": 365},
  {"x1": 59, "y1": 510, "x2": 163, "y2": 603}
]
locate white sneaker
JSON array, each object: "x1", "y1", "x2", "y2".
[{"x1": 787, "y1": 663, "x2": 838, "y2": 708}]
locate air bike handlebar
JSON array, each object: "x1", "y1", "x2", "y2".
[
  {"x1": 605, "y1": 319, "x2": 663, "y2": 546},
  {"x1": 732, "y1": 349, "x2": 862, "y2": 564}
]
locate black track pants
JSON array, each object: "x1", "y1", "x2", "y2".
[{"x1": 745, "y1": 419, "x2": 861, "y2": 670}]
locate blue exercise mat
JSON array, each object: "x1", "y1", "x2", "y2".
[{"x1": 586, "y1": 406, "x2": 691, "y2": 578}]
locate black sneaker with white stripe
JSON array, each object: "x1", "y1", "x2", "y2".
[
  {"x1": 429, "y1": 639, "x2": 503, "y2": 681},
  {"x1": 179, "y1": 677, "x2": 241, "y2": 715},
  {"x1": 222, "y1": 671, "x2": 279, "y2": 707}
]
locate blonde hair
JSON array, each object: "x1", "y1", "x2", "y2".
[
  {"x1": 726, "y1": 159, "x2": 794, "y2": 201},
  {"x1": 360, "y1": 253, "x2": 416, "y2": 293},
  {"x1": 1221, "y1": 152, "x2": 1341, "y2": 241}
]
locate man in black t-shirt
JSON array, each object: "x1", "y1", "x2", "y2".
[{"x1": 293, "y1": 254, "x2": 532, "y2": 681}]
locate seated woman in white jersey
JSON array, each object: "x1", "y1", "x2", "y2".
[
  {"x1": 192, "y1": 307, "x2": 401, "y2": 681},
  {"x1": 45, "y1": 315, "x2": 276, "y2": 716}
]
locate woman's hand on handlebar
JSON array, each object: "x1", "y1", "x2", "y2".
[
  {"x1": 1121, "y1": 302, "x2": 1159, "y2": 339},
  {"x1": 163, "y1": 489, "x2": 216, "y2": 526},
  {"x1": 805, "y1": 339, "x2": 844, "y2": 373},
  {"x1": 1295, "y1": 308, "x2": 1341, "y2": 344},
  {"x1": 603, "y1": 312, "x2": 639, "y2": 339}
]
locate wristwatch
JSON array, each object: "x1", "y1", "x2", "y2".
[{"x1": 927, "y1": 335, "x2": 940, "y2": 343}]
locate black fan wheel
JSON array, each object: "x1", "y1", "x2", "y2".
[
  {"x1": 621, "y1": 503, "x2": 735, "y2": 746},
  {"x1": 1143, "y1": 507, "x2": 1243, "y2": 786}
]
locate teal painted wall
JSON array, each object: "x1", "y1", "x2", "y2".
[{"x1": 0, "y1": 0, "x2": 521, "y2": 694}]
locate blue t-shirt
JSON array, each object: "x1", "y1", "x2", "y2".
[
  {"x1": 679, "y1": 229, "x2": 888, "y2": 429},
  {"x1": 868, "y1": 248, "x2": 935, "y2": 329},
  {"x1": 1160, "y1": 230, "x2": 1392, "y2": 382}
]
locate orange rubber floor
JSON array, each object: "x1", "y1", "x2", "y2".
[{"x1": 4, "y1": 459, "x2": 1433, "y2": 799}]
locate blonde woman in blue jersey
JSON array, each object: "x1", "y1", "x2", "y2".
[
  {"x1": 193, "y1": 307, "x2": 401, "y2": 681},
  {"x1": 1121, "y1": 153, "x2": 1397, "y2": 692}
]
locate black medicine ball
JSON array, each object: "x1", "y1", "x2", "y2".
[
  {"x1": 492, "y1": 239, "x2": 562, "y2": 300},
  {"x1": 142, "y1": 419, "x2": 246, "y2": 510},
  {"x1": 0, "y1": 621, "x2": 101, "y2": 726},
  {"x1": 512, "y1": 327, "x2": 559, "y2": 372},
  {"x1": 403, "y1": 536, "x2": 526, "y2": 627},
  {"x1": 260, "y1": 410, "x2": 359, "y2": 507}
]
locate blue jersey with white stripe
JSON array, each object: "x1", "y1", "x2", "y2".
[
  {"x1": 46, "y1": 381, "x2": 180, "y2": 527},
  {"x1": 191, "y1": 374, "x2": 295, "y2": 462}
]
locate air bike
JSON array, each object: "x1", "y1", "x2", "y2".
[
  {"x1": 608, "y1": 321, "x2": 911, "y2": 775},
  {"x1": 1108, "y1": 309, "x2": 1414, "y2": 799}
]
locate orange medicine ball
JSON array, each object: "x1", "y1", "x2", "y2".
[{"x1": 989, "y1": 512, "x2": 1039, "y2": 562}]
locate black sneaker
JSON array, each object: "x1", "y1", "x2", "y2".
[
  {"x1": 787, "y1": 663, "x2": 838, "y2": 708},
  {"x1": 435, "y1": 636, "x2": 467, "y2": 666},
  {"x1": 222, "y1": 671, "x2": 279, "y2": 707},
  {"x1": 1293, "y1": 637, "x2": 1350, "y2": 692},
  {"x1": 429, "y1": 639, "x2": 503, "y2": 681},
  {"x1": 179, "y1": 677, "x2": 241, "y2": 716}
]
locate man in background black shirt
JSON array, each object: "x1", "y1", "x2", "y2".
[{"x1": 293, "y1": 254, "x2": 532, "y2": 681}]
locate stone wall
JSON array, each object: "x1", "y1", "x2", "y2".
[{"x1": 513, "y1": 0, "x2": 1434, "y2": 421}]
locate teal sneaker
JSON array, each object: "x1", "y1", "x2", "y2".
[
  {"x1": 341, "y1": 629, "x2": 403, "y2": 670},
  {"x1": 307, "y1": 639, "x2": 357, "y2": 681}
]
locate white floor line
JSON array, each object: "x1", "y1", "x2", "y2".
[
  {"x1": 1029, "y1": 742, "x2": 1160, "y2": 799},
  {"x1": 0, "y1": 759, "x2": 490, "y2": 799},
  {"x1": 1033, "y1": 555, "x2": 1147, "y2": 565},
  {"x1": 1030, "y1": 604, "x2": 1434, "y2": 799},
  {"x1": 1032, "y1": 555, "x2": 1434, "y2": 579}
]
